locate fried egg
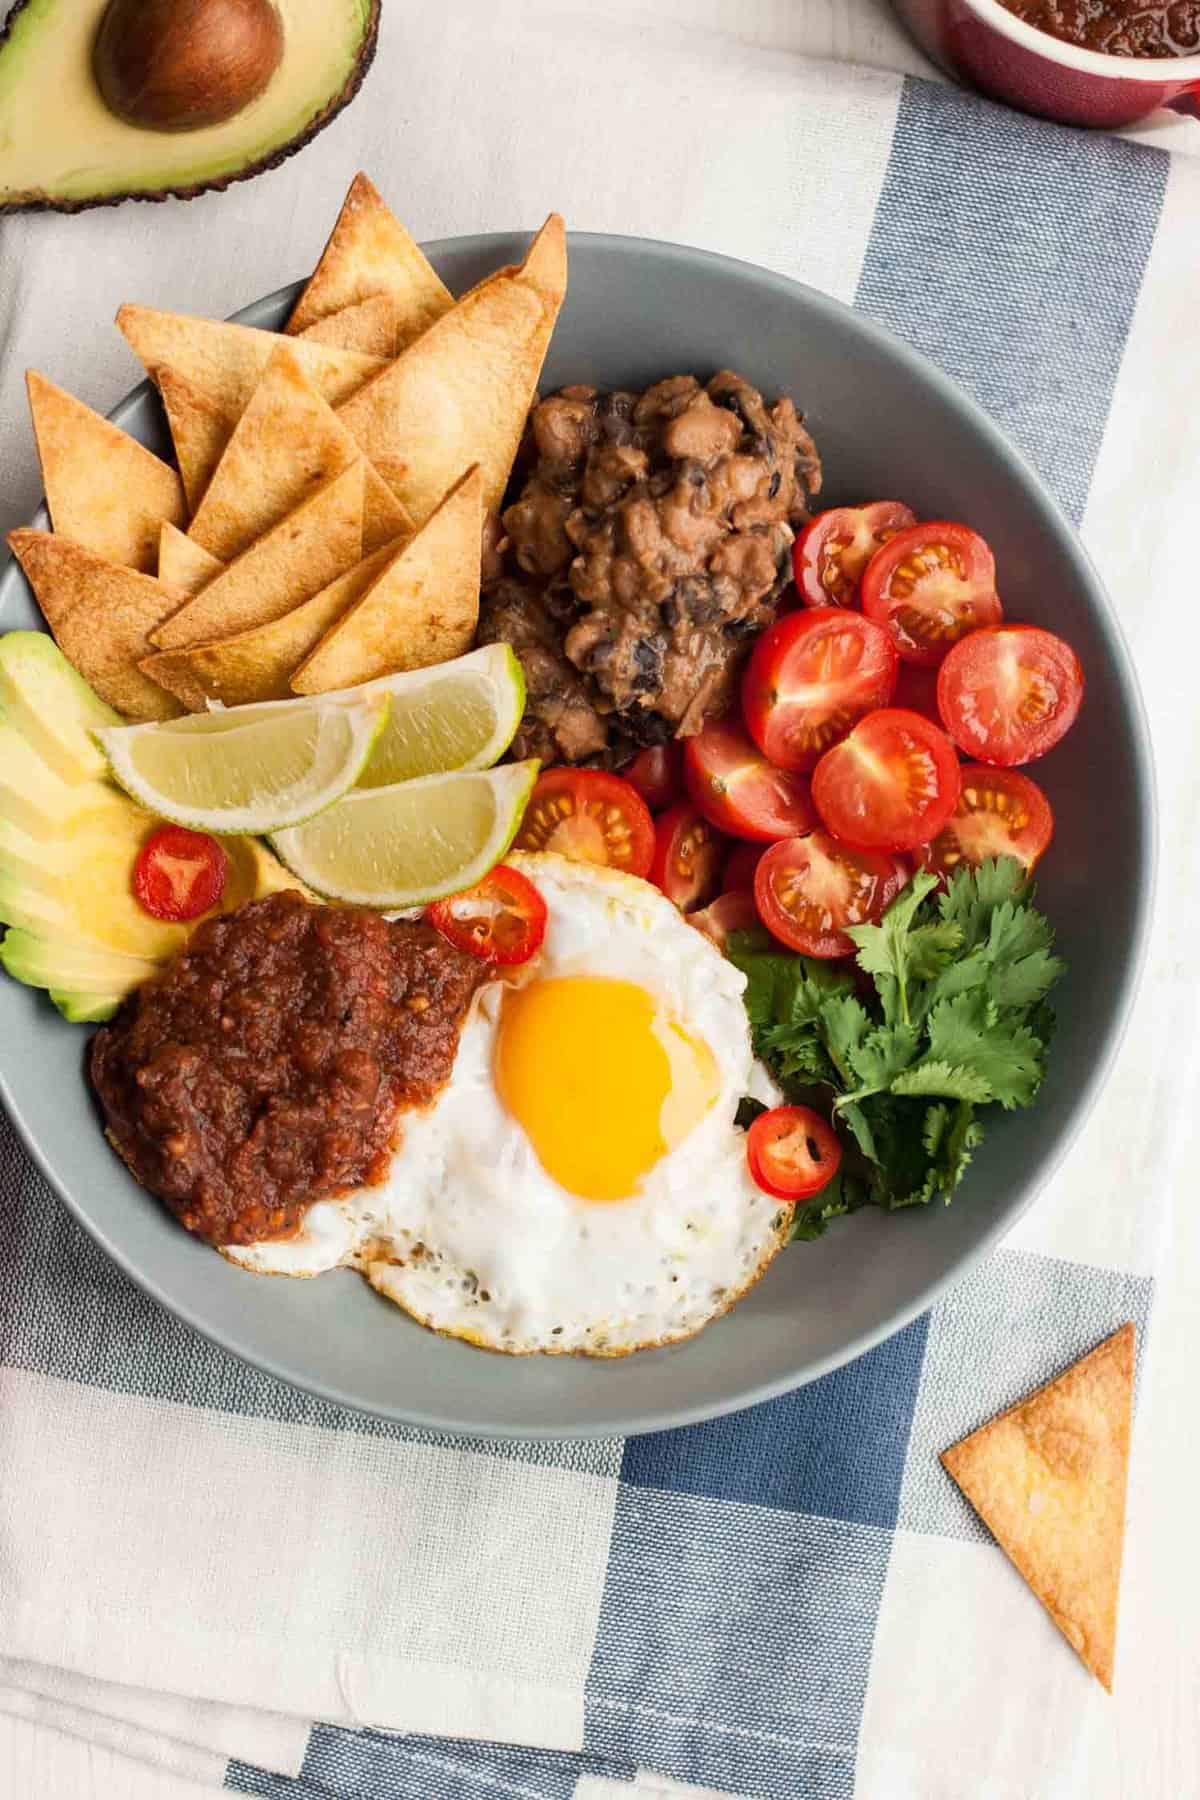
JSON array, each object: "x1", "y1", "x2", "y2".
[{"x1": 223, "y1": 852, "x2": 787, "y2": 1354}]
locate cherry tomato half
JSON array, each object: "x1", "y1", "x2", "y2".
[
  {"x1": 133, "y1": 826, "x2": 227, "y2": 923},
  {"x1": 513, "y1": 768, "x2": 655, "y2": 877},
  {"x1": 918, "y1": 765, "x2": 1054, "y2": 878},
  {"x1": 689, "y1": 888, "x2": 760, "y2": 954},
  {"x1": 650, "y1": 803, "x2": 725, "y2": 912},
  {"x1": 624, "y1": 742, "x2": 684, "y2": 813},
  {"x1": 742, "y1": 607, "x2": 898, "y2": 773},
  {"x1": 684, "y1": 717, "x2": 817, "y2": 843},
  {"x1": 427, "y1": 863, "x2": 548, "y2": 965},
  {"x1": 754, "y1": 831, "x2": 909, "y2": 959},
  {"x1": 746, "y1": 1104, "x2": 843, "y2": 1201},
  {"x1": 721, "y1": 842, "x2": 763, "y2": 893},
  {"x1": 812, "y1": 708, "x2": 962, "y2": 854},
  {"x1": 861, "y1": 521, "x2": 1002, "y2": 666},
  {"x1": 793, "y1": 501, "x2": 916, "y2": 608},
  {"x1": 937, "y1": 625, "x2": 1084, "y2": 766}
]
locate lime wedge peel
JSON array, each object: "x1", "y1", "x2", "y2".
[
  {"x1": 356, "y1": 643, "x2": 526, "y2": 788},
  {"x1": 95, "y1": 691, "x2": 391, "y2": 836},
  {"x1": 269, "y1": 760, "x2": 541, "y2": 908}
]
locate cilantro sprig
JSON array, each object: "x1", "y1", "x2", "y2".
[{"x1": 728, "y1": 859, "x2": 1065, "y2": 1239}]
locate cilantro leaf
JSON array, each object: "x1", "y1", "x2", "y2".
[
  {"x1": 734, "y1": 1096, "x2": 768, "y2": 1131},
  {"x1": 843, "y1": 1023, "x2": 921, "y2": 1097},
  {"x1": 921, "y1": 991, "x2": 1045, "y2": 1108},
  {"x1": 846, "y1": 868, "x2": 952, "y2": 1025},
  {"x1": 820, "y1": 992, "x2": 873, "y2": 1081},
  {"x1": 731, "y1": 860, "x2": 1063, "y2": 1242},
  {"x1": 787, "y1": 1166, "x2": 870, "y2": 1241},
  {"x1": 890, "y1": 1059, "x2": 993, "y2": 1103}
]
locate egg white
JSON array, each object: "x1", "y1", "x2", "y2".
[{"x1": 223, "y1": 852, "x2": 788, "y2": 1354}]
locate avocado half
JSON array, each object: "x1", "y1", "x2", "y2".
[{"x1": 0, "y1": 0, "x2": 381, "y2": 214}]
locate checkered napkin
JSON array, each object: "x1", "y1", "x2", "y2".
[{"x1": 1, "y1": 5, "x2": 1196, "y2": 1796}]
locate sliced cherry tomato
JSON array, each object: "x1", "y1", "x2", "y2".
[
  {"x1": 812, "y1": 708, "x2": 962, "y2": 854},
  {"x1": 689, "y1": 888, "x2": 760, "y2": 953},
  {"x1": 624, "y1": 743, "x2": 684, "y2": 812},
  {"x1": 427, "y1": 863, "x2": 547, "y2": 965},
  {"x1": 133, "y1": 826, "x2": 227, "y2": 922},
  {"x1": 742, "y1": 607, "x2": 898, "y2": 773},
  {"x1": 722, "y1": 842, "x2": 763, "y2": 893},
  {"x1": 513, "y1": 768, "x2": 655, "y2": 877},
  {"x1": 684, "y1": 717, "x2": 817, "y2": 842},
  {"x1": 793, "y1": 502, "x2": 917, "y2": 608},
  {"x1": 918, "y1": 766, "x2": 1054, "y2": 878},
  {"x1": 754, "y1": 831, "x2": 909, "y2": 958},
  {"x1": 747, "y1": 1104, "x2": 842, "y2": 1201},
  {"x1": 861, "y1": 521, "x2": 1002, "y2": 666},
  {"x1": 649, "y1": 803, "x2": 725, "y2": 912},
  {"x1": 937, "y1": 625, "x2": 1084, "y2": 766},
  {"x1": 893, "y1": 661, "x2": 945, "y2": 730}
]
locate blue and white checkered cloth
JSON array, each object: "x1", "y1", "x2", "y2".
[{"x1": 1, "y1": 7, "x2": 1195, "y2": 1796}]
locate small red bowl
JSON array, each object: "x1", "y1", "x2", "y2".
[{"x1": 892, "y1": 0, "x2": 1200, "y2": 128}]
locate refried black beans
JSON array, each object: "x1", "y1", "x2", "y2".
[
  {"x1": 90, "y1": 892, "x2": 486, "y2": 1246},
  {"x1": 479, "y1": 371, "x2": 822, "y2": 766}
]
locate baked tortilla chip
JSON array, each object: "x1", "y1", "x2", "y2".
[
  {"x1": 155, "y1": 367, "x2": 232, "y2": 514},
  {"x1": 117, "y1": 305, "x2": 385, "y2": 422},
  {"x1": 337, "y1": 214, "x2": 567, "y2": 524},
  {"x1": 26, "y1": 372, "x2": 185, "y2": 573},
  {"x1": 285, "y1": 172, "x2": 452, "y2": 349},
  {"x1": 187, "y1": 347, "x2": 409, "y2": 562},
  {"x1": 299, "y1": 294, "x2": 401, "y2": 359},
  {"x1": 151, "y1": 463, "x2": 365, "y2": 652},
  {"x1": 292, "y1": 466, "x2": 481, "y2": 693},
  {"x1": 7, "y1": 529, "x2": 182, "y2": 721},
  {"x1": 158, "y1": 523, "x2": 222, "y2": 599},
  {"x1": 941, "y1": 1322, "x2": 1134, "y2": 1691},
  {"x1": 142, "y1": 540, "x2": 401, "y2": 710}
]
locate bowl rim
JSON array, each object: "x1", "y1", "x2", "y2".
[
  {"x1": 950, "y1": 0, "x2": 1200, "y2": 79},
  {"x1": 0, "y1": 229, "x2": 1159, "y2": 1438}
]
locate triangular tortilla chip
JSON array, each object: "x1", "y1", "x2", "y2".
[
  {"x1": 941, "y1": 1322, "x2": 1134, "y2": 1691},
  {"x1": 150, "y1": 463, "x2": 365, "y2": 651},
  {"x1": 141, "y1": 540, "x2": 401, "y2": 710},
  {"x1": 116, "y1": 305, "x2": 385, "y2": 422},
  {"x1": 285, "y1": 172, "x2": 453, "y2": 350},
  {"x1": 336, "y1": 215, "x2": 567, "y2": 524},
  {"x1": 299, "y1": 294, "x2": 401, "y2": 359},
  {"x1": 26, "y1": 372, "x2": 185, "y2": 573},
  {"x1": 7, "y1": 529, "x2": 182, "y2": 721},
  {"x1": 158, "y1": 523, "x2": 222, "y2": 598},
  {"x1": 292, "y1": 467, "x2": 481, "y2": 693},
  {"x1": 187, "y1": 347, "x2": 409, "y2": 562},
  {"x1": 155, "y1": 367, "x2": 232, "y2": 514}
]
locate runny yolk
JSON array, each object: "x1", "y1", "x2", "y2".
[{"x1": 494, "y1": 976, "x2": 720, "y2": 1201}]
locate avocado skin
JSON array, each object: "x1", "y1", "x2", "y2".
[{"x1": 0, "y1": 0, "x2": 381, "y2": 216}]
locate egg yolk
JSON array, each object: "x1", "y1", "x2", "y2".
[{"x1": 495, "y1": 976, "x2": 720, "y2": 1200}]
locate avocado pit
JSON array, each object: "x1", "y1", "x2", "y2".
[{"x1": 93, "y1": 0, "x2": 284, "y2": 132}]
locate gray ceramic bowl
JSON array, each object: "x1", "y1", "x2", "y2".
[{"x1": 0, "y1": 234, "x2": 1155, "y2": 1438}]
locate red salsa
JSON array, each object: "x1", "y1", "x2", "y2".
[{"x1": 999, "y1": 1, "x2": 1200, "y2": 55}]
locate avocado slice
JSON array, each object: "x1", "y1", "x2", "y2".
[
  {"x1": 0, "y1": 0, "x2": 380, "y2": 213},
  {"x1": 1, "y1": 928, "x2": 159, "y2": 991},
  {"x1": 0, "y1": 632, "x2": 119, "y2": 784},
  {"x1": 48, "y1": 988, "x2": 121, "y2": 1024}
]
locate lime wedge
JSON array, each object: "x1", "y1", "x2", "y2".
[
  {"x1": 269, "y1": 761, "x2": 540, "y2": 907},
  {"x1": 96, "y1": 691, "x2": 390, "y2": 836},
  {"x1": 357, "y1": 644, "x2": 525, "y2": 788}
]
